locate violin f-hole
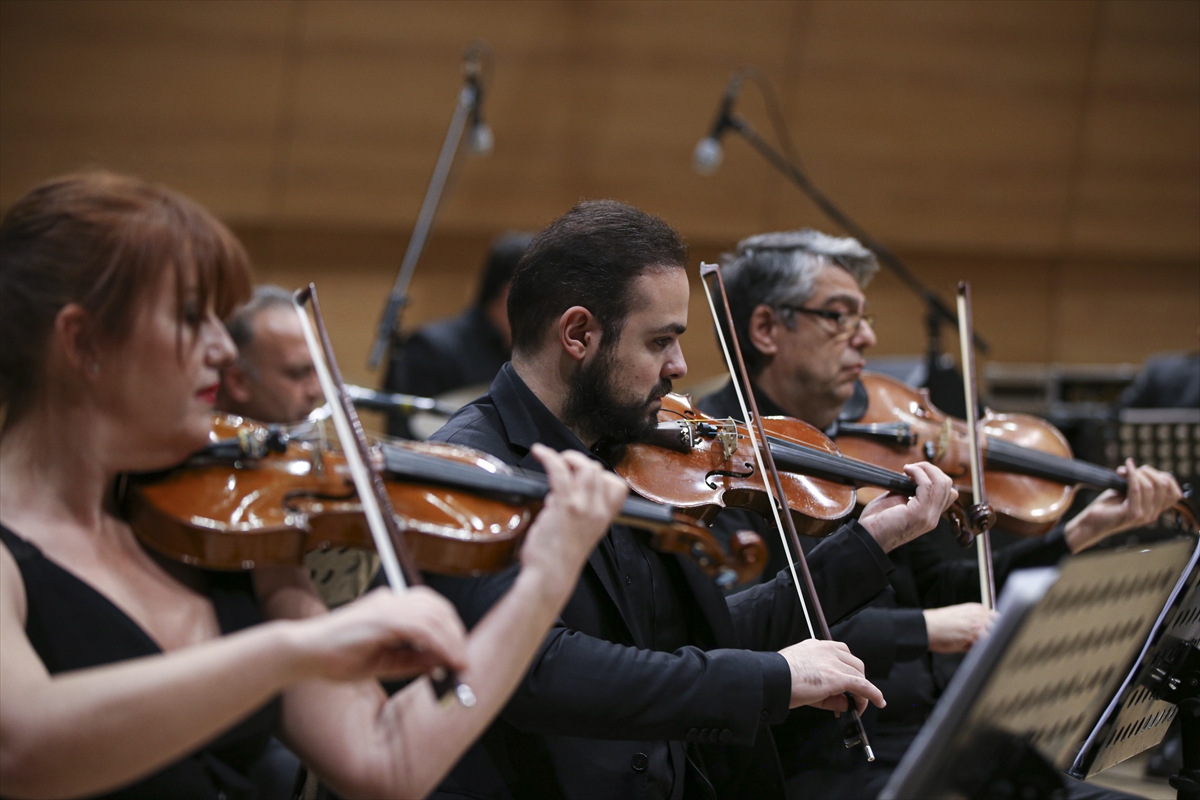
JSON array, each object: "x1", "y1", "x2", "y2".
[{"x1": 705, "y1": 465, "x2": 755, "y2": 489}]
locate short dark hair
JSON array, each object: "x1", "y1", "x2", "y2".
[
  {"x1": 508, "y1": 200, "x2": 687, "y2": 355},
  {"x1": 720, "y1": 229, "x2": 878, "y2": 376},
  {"x1": 224, "y1": 284, "x2": 294, "y2": 354},
  {"x1": 0, "y1": 172, "x2": 251, "y2": 420},
  {"x1": 476, "y1": 231, "x2": 532, "y2": 308}
]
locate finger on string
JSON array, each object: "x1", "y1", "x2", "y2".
[
  {"x1": 532, "y1": 444, "x2": 570, "y2": 490},
  {"x1": 904, "y1": 464, "x2": 935, "y2": 501},
  {"x1": 903, "y1": 463, "x2": 933, "y2": 487},
  {"x1": 559, "y1": 449, "x2": 597, "y2": 473},
  {"x1": 1126, "y1": 459, "x2": 1149, "y2": 517}
]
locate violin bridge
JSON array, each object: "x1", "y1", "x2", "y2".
[
  {"x1": 718, "y1": 420, "x2": 738, "y2": 461},
  {"x1": 237, "y1": 427, "x2": 267, "y2": 460},
  {"x1": 935, "y1": 418, "x2": 953, "y2": 464}
]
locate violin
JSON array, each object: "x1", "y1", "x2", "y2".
[
  {"x1": 616, "y1": 392, "x2": 980, "y2": 541},
  {"x1": 123, "y1": 412, "x2": 768, "y2": 586},
  {"x1": 834, "y1": 371, "x2": 1197, "y2": 536}
]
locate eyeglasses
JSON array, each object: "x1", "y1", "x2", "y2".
[{"x1": 777, "y1": 305, "x2": 876, "y2": 338}]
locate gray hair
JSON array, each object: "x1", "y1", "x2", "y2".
[
  {"x1": 719, "y1": 229, "x2": 879, "y2": 375},
  {"x1": 224, "y1": 284, "x2": 295, "y2": 355}
]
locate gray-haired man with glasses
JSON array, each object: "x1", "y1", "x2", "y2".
[
  {"x1": 704, "y1": 229, "x2": 880, "y2": 434},
  {"x1": 699, "y1": 229, "x2": 1175, "y2": 800}
]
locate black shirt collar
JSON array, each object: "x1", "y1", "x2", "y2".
[
  {"x1": 488, "y1": 362, "x2": 592, "y2": 462},
  {"x1": 709, "y1": 378, "x2": 790, "y2": 420}
]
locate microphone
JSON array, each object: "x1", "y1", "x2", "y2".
[
  {"x1": 463, "y1": 48, "x2": 493, "y2": 156},
  {"x1": 692, "y1": 73, "x2": 744, "y2": 176}
]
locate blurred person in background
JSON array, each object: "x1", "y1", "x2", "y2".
[
  {"x1": 1119, "y1": 329, "x2": 1200, "y2": 410},
  {"x1": 383, "y1": 231, "x2": 531, "y2": 438},
  {"x1": 217, "y1": 285, "x2": 323, "y2": 426}
]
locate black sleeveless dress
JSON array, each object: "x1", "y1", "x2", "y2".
[{"x1": 0, "y1": 525, "x2": 282, "y2": 800}]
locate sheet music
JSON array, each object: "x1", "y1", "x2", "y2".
[
  {"x1": 1070, "y1": 536, "x2": 1200, "y2": 778},
  {"x1": 882, "y1": 537, "x2": 1198, "y2": 799}
]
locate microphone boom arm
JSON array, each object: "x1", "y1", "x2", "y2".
[
  {"x1": 367, "y1": 64, "x2": 482, "y2": 370},
  {"x1": 723, "y1": 112, "x2": 989, "y2": 355}
]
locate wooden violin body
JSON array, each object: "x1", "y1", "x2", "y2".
[
  {"x1": 124, "y1": 414, "x2": 531, "y2": 575},
  {"x1": 619, "y1": 393, "x2": 896, "y2": 537},
  {"x1": 124, "y1": 413, "x2": 767, "y2": 585},
  {"x1": 836, "y1": 372, "x2": 1195, "y2": 536}
]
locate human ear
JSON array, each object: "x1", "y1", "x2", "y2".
[
  {"x1": 558, "y1": 306, "x2": 600, "y2": 363},
  {"x1": 53, "y1": 303, "x2": 100, "y2": 377},
  {"x1": 747, "y1": 304, "x2": 780, "y2": 357}
]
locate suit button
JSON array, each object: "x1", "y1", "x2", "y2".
[
  {"x1": 631, "y1": 752, "x2": 649, "y2": 772},
  {"x1": 699, "y1": 728, "x2": 709, "y2": 740},
  {"x1": 760, "y1": 710, "x2": 770, "y2": 721},
  {"x1": 687, "y1": 727, "x2": 699, "y2": 742},
  {"x1": 719, "y1": 729, "x2": 733, "y2": 743},
  {"x1": 708, "y1": 729, "x2": 720, "y2": 742}
]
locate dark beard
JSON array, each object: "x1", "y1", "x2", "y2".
[{"x1": 561, "y1": 346, "x2": 671, "y2": 451}]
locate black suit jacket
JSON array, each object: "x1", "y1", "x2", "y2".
[
  {"x1": 1119, "y1": 351, "x2": 1200, "y2": 410},
  {"x1": 698, "y1": 379, "x2": 1073, "y2": 795},
  {"x1": 423, "y1": 364, "x2": 895, "y2": 800},
  {"x1": 382, "y1": 307, "x2": 510, "y2": 438}
]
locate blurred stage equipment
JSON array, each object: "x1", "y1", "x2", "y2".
[
  {"x1": 368, "y1": 41, "x2": 494, "y2": 370},
  {"x1": 692, "y1": 73, "x2": 743, "y2": 175},
  {"x1": 985, "y1": 362, "x2": 1139, "y2": 467},
  {"x1": 305, "y1": 385, "x2": 460, "y2": 425},
  {"x1": 693, "y1": 68, "x2": 989, "y2": 417},
  {"x1": 1112, "y1": 407, "x2": 1200, "y2": 537}
]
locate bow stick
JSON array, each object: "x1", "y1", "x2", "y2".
[
  {"x1": 700, "y1": 262, "x2": 874, "y2": 761},
  {"x1": 955, "y1": 282, "x2": 997, "y2": 609},
  {"x1": 294, "y1": 283, "x2": 476, "y2": 708}
]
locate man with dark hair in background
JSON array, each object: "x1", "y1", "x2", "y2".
[
  {"x1": 700, "y1": 229, "x2": 1182, "y2": 800},
  {"x1": 420, "y1": 201, "x2": 960, "y2": 800},
  {"x1": 383, "y1": 231, "x2": 532, "y2": 438},
  {"x1": 217, "y1": 284, "x2": 323, "y2": 425}
]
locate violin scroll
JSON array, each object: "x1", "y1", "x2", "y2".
[{"x1": 647, "y1": 516, "x2": 767, "y2": 588}]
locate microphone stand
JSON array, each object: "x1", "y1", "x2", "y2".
[
  {"x1": 367, "y1": 52, "x2": 485, "y2": 371},
  {"x1": 720, "y1": 111, "x2": 988, "y2": 411}
]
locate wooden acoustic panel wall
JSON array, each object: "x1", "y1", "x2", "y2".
[
  {"x1": 2, "y1": 0, "x2": 1197, "y2": 392},
  {"x1": 236, "y1": 226, "x2": 1200, "y2": 393}
]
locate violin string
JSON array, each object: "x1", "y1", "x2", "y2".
[
  {"x1": 381, "y1": 445, "x2": 678, "y2": 527},
  {"x1": 764, "y1": 435, "x2": 917, "y2": 493},
  {"x1": 700, "y1": 266, "x2": 816, "y2": 641},
  {"x1": 984, "y1": 437, "x2": 1126, "y2": 490}
]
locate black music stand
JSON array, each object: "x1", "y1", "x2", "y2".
[
  {"x1": 1071, "y1": 539, "x2": 1200, "y2": 800},
  {"x1": 880, "y1": 536, "x2": 1200, "y2": 800}
]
